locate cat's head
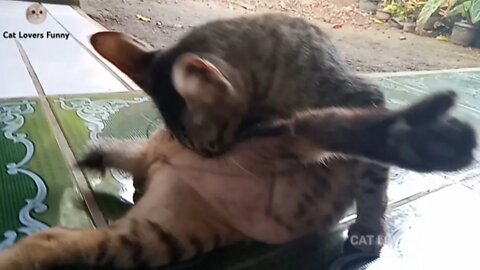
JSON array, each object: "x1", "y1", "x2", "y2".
[{"x1": 90, "y1": 32, "x2": 248, "y2": 156}]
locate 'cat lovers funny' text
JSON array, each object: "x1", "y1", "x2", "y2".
[{"x1": 2, "y1": 31, "x2": 70, "y2": 40}]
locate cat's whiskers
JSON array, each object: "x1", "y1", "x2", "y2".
[
  {"x1": 226, "y1": 156, "x2": 261, "y2": 180},
  {"x1": 316, "y1": 152, "x2": 346, "y2": 166}
]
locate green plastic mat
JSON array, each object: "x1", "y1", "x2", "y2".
[
  {"x1": 0, "y1": 99, "x2": 92, "y2": 250},
  {"x1": 48, "y1": 93, "x2": 161, "y2": 221}
]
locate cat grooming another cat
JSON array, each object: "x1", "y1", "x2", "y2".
[
  {"x1": 86, "y1": 14, "x2": 394, "y2": 256},
  {"x1": 0, "y1": 13, "x2": 476, "y2": 270},
  {"x1": 0, "y1": 90, "x2": 475, "y2": 270}
]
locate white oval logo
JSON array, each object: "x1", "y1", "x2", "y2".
[{"x1": 26, "y1": 3, "x2": 47, "y2": 24}]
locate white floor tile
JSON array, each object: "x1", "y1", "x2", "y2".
[
  {"x1": 0, "y1": 1, "x2": 128, "y2": 95},
  {"x1": 44, "y1": 4, "x2": 141, "y2": 91},
  {"x1": 0, "y1": 39, "x2": 37, "y2": 98},
  {"x1": 386, "y1": 185, "x2": 480, "y2": 269}
]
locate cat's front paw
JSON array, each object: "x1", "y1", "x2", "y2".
[
  {"x1": 390, "y1": 91, "x2": 477, "y2": 172},
  {"x1": 77, "y1": 146, "x2": 107, "y2": 175}
]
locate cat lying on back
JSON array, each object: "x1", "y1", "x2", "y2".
[
  {"x1": 0, "y1": 91, "x2": 475, "y2": 270},
  {"x1": 89, "y1": 13, "x2": 393, "y2": 254}
]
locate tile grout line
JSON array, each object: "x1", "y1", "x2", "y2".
[
  {"x1": 14, "y1": 39, "x2": 107, "y2": 227},
  {"x1": 338, "y1": 180, "x2": 460, "y2": 229},
  {"x1": 339, "y1": 167, "x2": 480, "y2": 229},
  {"x1": 45, "y1": 5, "x2": 135, "y2": 91},
  {"x1": 386, "y1": 182, "x2": 454, "y2": 212},
  {"x1": 361, "y1": 66, "x2": 480, "y2": 78}
]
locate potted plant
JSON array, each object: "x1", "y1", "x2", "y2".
[{"x1": 449, "y1": 0, "x2": 480, "y2": 46}]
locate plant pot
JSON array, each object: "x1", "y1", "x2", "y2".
[
  {"x1": 375, "y1": 9, "x2": 391, "y2": 20},
  {"x1": 451, "y1": 22, "x2": 478, "y2": 47}
]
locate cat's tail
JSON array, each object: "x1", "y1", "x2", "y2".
[{"x1": 247, "y1": 91, "x2": 477, "y2": 172}]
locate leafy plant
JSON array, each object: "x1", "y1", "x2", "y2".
[
  {"x1": 446, "y1": 0, "x2": 480, "y2": 24},
  {"x1": 469, "y1": 0, "x2": 480, "y2": 23},
  {"x1": 447, "y1": 1, "x2": 471, "y2": 19},
  {"x1": 383, "y1": 0, "x2": 426, "y2": 20},
  {"x1": 417, "y1": 0, "x2": 450, "y2": 27},
  {"x1": 418, "y1": 0, "x2": 480, "y2": 26}
]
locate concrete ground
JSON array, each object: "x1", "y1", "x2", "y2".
[{"x1": 79, "y1": 0, "x2": 480, "y2": 73}]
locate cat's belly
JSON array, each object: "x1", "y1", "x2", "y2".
[{"x1": 173, "y1": 158, "x2": 356, "y2": 244}]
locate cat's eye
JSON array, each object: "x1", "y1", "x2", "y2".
[
  {"x1": 31, "y1": 10, "x2": 35, "y2": 14},
  {"x1": 39, "y1": 10, "x2": 43, "y2": 14}
]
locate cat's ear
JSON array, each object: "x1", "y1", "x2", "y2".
[
  {"x1": 172, "y1": 53, "x2": 234, "y2": 106},
  {"x1": 90, "y1": 32, "x2": 153, "y2": 87}
]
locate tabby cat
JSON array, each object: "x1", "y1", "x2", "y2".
[
  {"x1": 0, "y1": 92, "x2": 476, "y2": 269},
  {"x1": 90, "y1": 13, "x2": 385, "y2": 156},
  {"x1": 89, "y1": 13, "x2": 394, "y2": 255}
]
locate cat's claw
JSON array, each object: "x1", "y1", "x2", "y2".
[{"x1": 77, "y1": 147, "x2": 107, "y2": 175}]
